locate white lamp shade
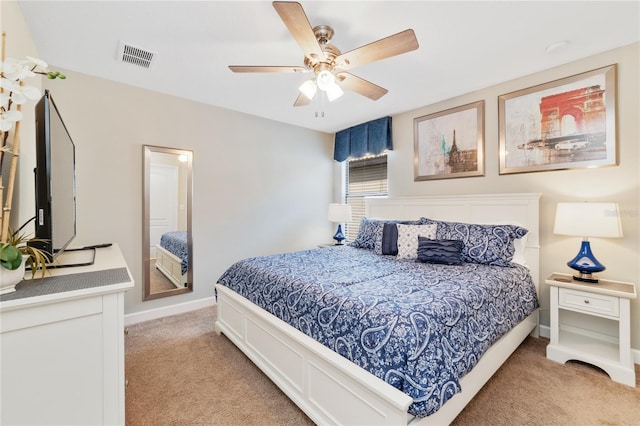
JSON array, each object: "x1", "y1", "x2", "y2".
[
  {"x1": 299, "y1": 80, "x2": 317, "y2": 100},
  {"x1": 553, "y1": 202, "x2": 623, "y2": 238},
  {"x1": 316, "y1": 70, "x2": 336, "y2": 91},
  {"x1": 326, "y1": 82, "x2": 344, "y2": 102},
  {"x1": 328, "y1": 203, "x2": 352, "y2": 222}
]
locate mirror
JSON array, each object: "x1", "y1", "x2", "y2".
[{"x1": 143, "y1": 145, "x2": 193, "y2": 300}]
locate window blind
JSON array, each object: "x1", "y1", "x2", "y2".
[{"x1": 345, "y1": 155, "x2": 388, "y2": 241}]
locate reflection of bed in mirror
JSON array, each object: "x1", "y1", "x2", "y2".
[{"x1": 155, "y1": 231, "x2": 188, "y2": 288}]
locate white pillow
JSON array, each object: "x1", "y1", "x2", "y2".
[
  {"x1": 512, "y1": 233, "x2": 529, "y2": 267},
  {"x1": 396, "y1": 224, "x2": 437, "y2": 259}
]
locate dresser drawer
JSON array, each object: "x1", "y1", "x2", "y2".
[{"x1": 558, "y1": 288, "x2": 619, "y2": 318}]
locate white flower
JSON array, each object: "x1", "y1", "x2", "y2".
[
  {"x1": 25, "y1": 56, "x2": 48, "y2": 70},
  {"x1": 0, "y1": 55, "x2": 59, "y2": 135},
  {"x1": 7, "y1": 84, "x2": 41, "y2": 105},
  {"x1": 0, "y1": 109, "x2": 23, "y2": 132},
  {"x1": 0, "y1": 77, "x2": 20, "y2": 92},
  {"x1": 0, "y1": 57, "x2": 35, "y2": 81},
  {"x1": 0, "y1": 92, "x2": 11, "y2": 109}
]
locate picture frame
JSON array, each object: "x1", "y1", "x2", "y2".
[
  {"x1": 498, "y1": 64, "x2": 617, "y2": 174},
  {"x1": 414, "y1": 100, "x2": 484, "y2": 181}
]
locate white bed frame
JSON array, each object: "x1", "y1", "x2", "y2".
[
  {"x1": 154, "y1": 244, "x2": 187, "y2": 288},
  {"x1": 215, "y1": 193, "x2": 541, "y2": 425}
]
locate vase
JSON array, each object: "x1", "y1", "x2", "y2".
[{"x1": 0, "y1": 255, "x2": 26, "y2": 295}]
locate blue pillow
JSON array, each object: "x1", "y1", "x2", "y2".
[
  {"x1": 373, "y1": 219, "x2": 425, "y2": 255},
  {"x1": 421, "y1": 218, "x2": 528, "y2": 267},
  {"x1": 379, "y1": 222, "x2": 399, "y2": 255},
  {"x1": 349, "y1": 218, "x2": 383, "y2": 250},
  {"x1": 416, "y1": 237, "x2": 464, "y2": 265}
]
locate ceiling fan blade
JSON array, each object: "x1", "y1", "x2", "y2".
[
  {"x1": 273, "y1": 1, "x2": 325, "y2": 61},
  {"x1": 335, "y1": 29, "x2": 419, "y2": 71},
  {"x1": 293, "y1": 93, "x2": 311, "y2": 107},
  {"x1": 229, "y1": 65, "x2": 306, "y2": 73},
  {"x1": 336, "y1": 72, "x2": 388, "y2": 100}
]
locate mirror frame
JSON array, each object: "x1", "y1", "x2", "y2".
[{"x1": 142, "y1": 145, "x2": 193, "y2": 300}]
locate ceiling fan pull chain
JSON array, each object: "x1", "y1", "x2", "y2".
[{"x1": 314, "y1": 90, "x2": 327, "y2": 118}]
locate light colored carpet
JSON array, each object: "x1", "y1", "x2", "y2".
[{"x1": 125, "y1": 306, "x2": 639, "y2": 425}]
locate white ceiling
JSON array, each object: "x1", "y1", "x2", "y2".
[{"x1": 17, "y1": 1, "x2": 640, "y2": 134}]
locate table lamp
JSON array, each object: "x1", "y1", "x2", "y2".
[
  {"x1": 328, "y1": 203, "x2": 352, "y2": 245},
  {"x1": 553, "y1": 202, "x2": 623, "y2": 283}
]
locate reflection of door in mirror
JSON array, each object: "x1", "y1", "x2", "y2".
[{"x1": 143, "y1": 145, "x2": 193, "y2": 300}]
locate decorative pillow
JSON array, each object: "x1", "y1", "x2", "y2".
[
  {"x1": 373, "y1": 222, "x2": 398, "y2": 255},
  {"x1": 349, "y1": 218, "x2": 383, "y2": 250},
  {"x1": 416, "y1": 237, "x2": 464, "y2": 265},
  {"x1": 396, "y1": 224, "x2": 437, "y2": 259},
  {"x1": 421, "y1": 218, "x2": 528, "y2": 267},
  {"x1": 373, "y1": 219, "x2": 424, "y2": 255}
]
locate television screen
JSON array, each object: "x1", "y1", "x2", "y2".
[{"x1": 32, "y1": 89, "x2": 76, "y2": 260}]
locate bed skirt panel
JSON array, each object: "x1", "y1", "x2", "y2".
[{"x1": 215, "y1": 283, "x2": 413, "y2": 426}]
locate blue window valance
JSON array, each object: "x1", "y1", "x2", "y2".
[{"x1": 333, "y1": 116, "x2": 392, "y2": 162}]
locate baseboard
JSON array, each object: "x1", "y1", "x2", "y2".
[
  {"x1": 537, "y1": 324, "x2": 640, "y2": 365},
  {"x1": 124, "y1": 296, "x2": 216, "y2": 326},
  {"x1": 539, "y1": 324, "x2": 550, "y2": 339}
]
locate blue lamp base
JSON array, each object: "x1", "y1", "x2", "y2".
[
  {"x1": 332, "y1": 224, "x2": 346, "y2": 245},
  {"x1": 567, "y1": 240, "x2": 605, "y2": 283}
]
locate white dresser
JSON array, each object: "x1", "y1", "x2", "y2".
[{"x1": 0, "y1": 244, "x2": 134, "y2": 425}]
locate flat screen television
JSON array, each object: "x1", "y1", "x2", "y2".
[{"x1": 30, "y1": 89, "x2": 77, "y2": 262}]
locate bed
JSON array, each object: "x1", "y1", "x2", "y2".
[
  {"x1": 215, "y1": 193, "x2": 540, "y2": 425},
  {"x1": 155, "y1": 231, "x2": 188, "y2": 287}
]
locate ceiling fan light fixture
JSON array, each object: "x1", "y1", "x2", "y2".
[
  {"x1": 229, "y1": 3, "x2": 419, "y2": 106},
  {"x1": 316, "y1": 70, "x2": 336, "y2": 91},
  {"x1": 326, "y1": 82, "x2": 344, "y2": 102},
  {"x1": 299, "y1": 79, "x2": 317, "y2": 100}
]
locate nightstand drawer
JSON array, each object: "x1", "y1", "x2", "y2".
[{"x1": 558, "y1": 288, "x2": 619, "y2": 317}]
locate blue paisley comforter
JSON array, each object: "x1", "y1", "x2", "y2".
[{"x1": 217, "y1": 246, "x2": 538, "y2": 417}]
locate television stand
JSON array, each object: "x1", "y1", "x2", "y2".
[
  {"x1": 32, "y1": 247, "x2": 96, "y2": 269},
  {"x1": 0, "y1": 243, "x2": 133, "y2": 425}
]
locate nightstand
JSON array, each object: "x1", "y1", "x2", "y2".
[
  {"x1": 317, "y1": 243, "x2": 347, "y2": 248},
  {"x1": 546, "y1": 273, "x2": 637, "y2": 387}
]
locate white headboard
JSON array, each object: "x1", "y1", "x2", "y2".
[{"x1": 365, "y1": 193, "x2": 541, "y2": 289}]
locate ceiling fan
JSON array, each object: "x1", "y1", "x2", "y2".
[{"x1": 229, "y1": 1, "x2": 419, "y2": 107}]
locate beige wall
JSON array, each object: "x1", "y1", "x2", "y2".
[
  {"x1": 390, "y1": 42, "x2": 640, "y2": 348},
  {"x1": 40, "y1": 69, "x2": 334, "y2": 314},
  {"x1": 5, "y1": 0, "x2": 640, "y2": 349},
  {"x1": 5, "y1": 0, "x2": 334, "y2": 315}
]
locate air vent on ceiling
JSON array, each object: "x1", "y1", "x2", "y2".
[{"x1": 117, "y1": 41, "x2": 157, "y2": 69}]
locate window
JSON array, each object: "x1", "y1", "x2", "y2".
[{"x1": 344, "y1": 154, "x2": 388, "y2": 241}]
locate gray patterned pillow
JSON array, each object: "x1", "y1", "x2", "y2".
[{"x1": 421, "y1": 218, "x2": 528, "y2": 267}]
